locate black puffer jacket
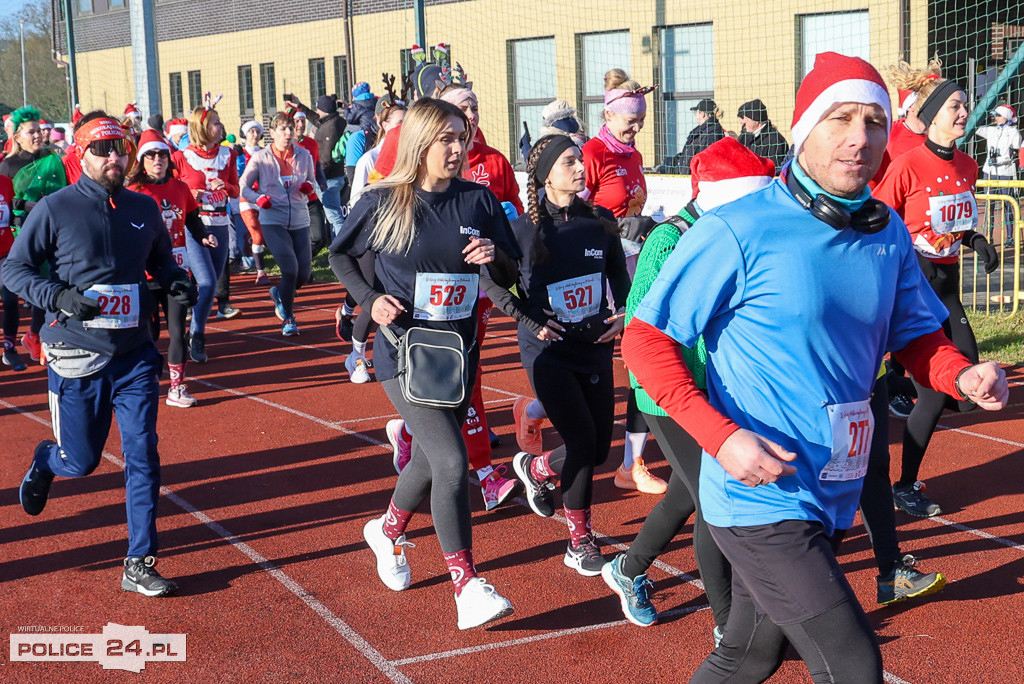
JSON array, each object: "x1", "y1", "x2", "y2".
[{"x1": 738, "y1": 121, "x2": 790, "y2": 170}]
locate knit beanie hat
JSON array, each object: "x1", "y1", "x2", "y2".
[
  {"x1": 316, "y1": 94, "x2": 338, "y2": 113},
  {"x1": 136, "y1": 128, "x2": 170, "y2": 160},
  {"x1": 790, "y1": 52, "x2": 891, "y2": 157},
  {"x1": 690, "y1": 137, "x2": 775, "y2": 212},
  {"x1": 351, "y1": 82, "x2": 374, "y2": 101}
]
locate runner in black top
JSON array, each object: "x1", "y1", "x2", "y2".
[
  {"x1": 328, "y1": 98, "x2": 519, "y2": 630},
  {"x1": 507, "y1": 134, "x2": 630, "y2": 577}
]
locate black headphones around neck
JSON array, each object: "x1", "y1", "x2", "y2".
[{"x1": 785, "y1": 169, "x2": 891, "y2": 234}]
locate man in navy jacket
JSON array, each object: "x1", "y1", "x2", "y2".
[{"x1": 3, "y1": 111, "x2": 196, "y2": 597}]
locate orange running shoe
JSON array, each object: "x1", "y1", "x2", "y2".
[
  {"x1": 22, "y1": 332, "x2": 44, "y2": 366},
  {"x1": 513, "y1": 396, "x2": 544, "y2": 455},
  {"x1": 613, "y1": 456, "x2": 667, "y2": 495}
]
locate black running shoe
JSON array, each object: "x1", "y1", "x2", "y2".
[
  {"x1": 564, "y1": 535, "x2": 606, "y2": 576},
  {"x1": 122, "y1": 556, "x2": 178, "y2": 597},
  {"x1": 888, "y1": 394, "x2": 914, "y2": 419},
  {"x1": 877, "y1": 554, "x2": 946, "y2": 605},
  {"x1": 188, "y1": 332, "x2": 208, "y2": 364},
  {"x1": 335, "y1": 307, "x2": 354, "y2": 342},
  {"x1": 3, "y1": 346, "x2": 28, "y2": 372},
  {"x1": 893, "y1": 481, "x2": 942, "y2": 517},
  {"x1": 489, "y1": 428, "x2": 501, "y2": 448},
  {"x1": 512, "y1": 451, "x2": 555, "y2": 518},
  {"x1": 20, "y1": 441, "x2": 56, "y2": 516}
]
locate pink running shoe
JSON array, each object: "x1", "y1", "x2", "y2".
[
  {"x1": 513, "y1": 396, "x2": 544, "y2": 455},
  {"x1": 481, "y1": 466, "x2": 522, "y2": 511},
  {"x1": 386, "y1": 419, "x2": 412, "y2": 474}
]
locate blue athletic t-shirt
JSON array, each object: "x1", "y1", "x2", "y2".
[
  {"x1": 635, "y1": 179, "x2": 948, "y2": 534},
  {"x1": 345, "y1": 131, "x2": 367, "y2": 168}
]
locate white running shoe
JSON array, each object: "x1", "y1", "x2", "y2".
[
  {"x1": 362, "y1": 516, "x2": 413, "y2": 591},
  {"x1": 454, "y1": 577, "x2": 514, "y2": 630},
  {"x1": 165, "y1": 385, "x2": 197, "y2": 408},
  {"x1": 346, "y1": 352, "x2": 371, "y2": 384}
]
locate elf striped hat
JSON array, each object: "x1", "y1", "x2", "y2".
[{"x1": 791, "y1": 52, "x2": 891, "y2": 157}]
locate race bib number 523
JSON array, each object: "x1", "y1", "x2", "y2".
[
  {"x1": 818, "y1": 399, "x2": 874, "y2": 482},
  {"x1": 413, "y1": 273, "x2": 478, "y2": 321},
  {"x1": 82, "y1": 284, "x2": 140, "y2": 330}
]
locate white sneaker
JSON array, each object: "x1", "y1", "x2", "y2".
[
  {"x1": 362, "y1": 516, "x2": 413, "y2": 591},
  {"x1": 166, "y1": 384, "x2": 197, "y2": 408},
  {"x1": 346, "y1": 352, "x2": 371, "y2": 384},
  {"x1": 454, "y1": 577, "x2": 514, "y2": 630}
]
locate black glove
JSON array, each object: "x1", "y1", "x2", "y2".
[
  {"x1": 168, "y1": 277, "x2": 199, "y2": 307},
  {"x1": 55, "y1": 285, "x2": 103, "y2": 321},
  {"x1": 969, "y1": 233, "x2": 1000, "y2": 274},
  {"x1": 617, "y1": 215, "x2": 656, "y2": 243}
]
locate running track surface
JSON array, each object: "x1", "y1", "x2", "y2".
[{"x1": 2, "y1": 280, "x2": 1022, "y2": 682}]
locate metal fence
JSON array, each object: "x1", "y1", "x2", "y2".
[{"x1": 963, "y1": 179, "x2": 1023, "y2": 316}]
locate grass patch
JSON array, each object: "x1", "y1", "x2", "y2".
[{"x1": 968, "y1": 311, "x2": 1024, "y2": 366}]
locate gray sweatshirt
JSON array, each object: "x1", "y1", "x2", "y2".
[{"x1": 239, "y1": 144, "x2": 317, "y2": 229}]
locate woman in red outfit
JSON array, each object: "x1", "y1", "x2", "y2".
[
  {"x1": 580, "y1": 68, "x2": 664, "y2": 494},
  {"x1": 172, "y1": 103, "x2": 239, "y2": 363},
  {"x1": 874, "y1": 77, "x2": 1000, "y2": 519},
  {"x1": 128, "y1": 129, "x2": 217, "y2": 407}
]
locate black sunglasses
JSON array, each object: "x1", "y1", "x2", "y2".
[
  {"x1": 87, "y1": 138, "x2": 130, "y2": 158},
  {"x1": 142, "y1": 149, "x2": 170, "y2": 159}
]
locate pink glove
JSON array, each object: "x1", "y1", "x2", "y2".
[{"x1": 256, "y1": 195, "x2": 272, "y2": 209}]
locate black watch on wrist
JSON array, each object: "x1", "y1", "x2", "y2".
[{"x1": 954, "y1": 366, "x2": 973, "y2": 403}]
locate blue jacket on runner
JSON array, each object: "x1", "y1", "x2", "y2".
[{"x1": 2, "y1": 173, "x2": 186, "y2": 357}]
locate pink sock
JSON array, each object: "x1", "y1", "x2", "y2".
[
  {"x1": 564, "y1": 507, "x2": 592, "y2": 546},
  {"x1": 380, "y1": 499, "x2": 413, "y2": 541},
  {"x1": 168, "y1": 362, "x2": 185, "y2": 389},
  {"x1": 443, "y1": 548, "x2": 478, "y2": 595},
  {"x1": 530, "y1": 451, "x2": 558, "y2": 481},
  {"x1": 400, "y1": 424, "x2": 412, "y2": 442}
]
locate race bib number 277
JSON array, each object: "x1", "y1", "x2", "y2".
[{"x1": 818, "y1": 399, "x2": 874, "y2": 482}]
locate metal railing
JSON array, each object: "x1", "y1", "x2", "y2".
[{"x1": 964, "y1": 179, "x2": 1022, "y2": 316}]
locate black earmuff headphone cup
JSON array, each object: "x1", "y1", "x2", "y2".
[{"x1": 786, "y1": 168, "x2": 890, "y2": 234}]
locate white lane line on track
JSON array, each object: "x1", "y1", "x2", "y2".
[
  {"x1": 0, "y1": 398, "x2": 412, "y2": 684},
  {"x1": 390, "y1": 604, "x2": 709, "y2": 666}
]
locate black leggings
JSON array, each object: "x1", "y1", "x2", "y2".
[
  {"x1": 381, "y1": 354, "x2": 478, "y2": 553},
  {"x1": 527, "y1": 364, "x2": 614, "y2": 511},
  {"x1": 622, "y1": 413, "x2": 733, "y2": 629},
  {"x1": 691, "y1": 522, "x2": 882, "y2": 684},
  {"x1": 1, "y1": 286, "x2": 18, "y2": 342},
  {"x1": 351, "y1": 251, "x2": 378, "y2": 344},
  {"x1": 625, "y1": 390, "x2": 649, "y2": 433},
  {"x1": 899, "y1": 257, "x2": 978, "y2": 486},
  {"x1": 149, "y1": 286, "x2": 188, "y2": 365},
  {"x1": 858, "y1": 376, "x2": 901, "y2": 572}
]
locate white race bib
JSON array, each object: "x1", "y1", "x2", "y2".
[
  {"x1": 928, "y1": 192, "x2": 978, "y2": 235},
  {"x1": 281, "y1": 174, "x2": 293, "y2": 189},
  {"x1": 172, "y1": 246, "x2": 189, "y2": 271},
  {"x1": 819, "y1": 399, "x2": 874, "y2": 482},
  {"x1": 413, "y1": 273, "x2": 478, "y2": 321},
  {"x1": 81, "y1": 283, "x2": 140, "y2": 330},
  {"x1": 547, "y1": 273, "x2": 602, "y2": 323}
]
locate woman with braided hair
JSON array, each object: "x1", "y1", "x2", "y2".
[{"x1": 509, "y1": 134, "x2": 630, "y2": 577}]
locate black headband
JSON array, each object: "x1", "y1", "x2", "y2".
[
  {"x1": 533, "y1": 135, "x2": 578, "y2": 185},
  {"x1": 917, "y1": 79, "x2": 964, "y2": 128}
]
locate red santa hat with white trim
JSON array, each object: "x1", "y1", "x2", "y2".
[
  {"x1": 992, "y1": 104, "x2": 1017, "y2": 124},
  {"x1": 124, "y1": 101, "x2": 141, "y2": 120},
  {"x1": 690, "y1": 137, "x2": 776, "y2": 213},
  {"x1": 135, "y1": 128, "x2": 170, "y2": 161},
  {"x1": 790, "y1": 52, "x2": 891, "y2": 158},
  {"x1": 165, "y1": 117, "x2": 188, "y2": 137}
]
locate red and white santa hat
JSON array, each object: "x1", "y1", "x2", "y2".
[
  {"x1": 690, "y1": 137, "x2": 776, "y2": 212},
  {"x1": 136, "y1": 128, "x2": 170, "y2": 161},
  {"x1": 39, "y1": 119, "x2": 52, "y2": 130},
  {"x1": 896, "y1": 88, "x2": 918, "y2": 117},
  {"x1": 165, "y1": 117, "x2": 188, "y2": 137},
  {"x1": 992, "y1": 104, "x2": 1017, "y2": 123},
  {"x1": 790, "y1": 52, "x2": 891, "y2": 157},
  {"x1": 124, "y1": 102, "x2": 141, "y2": 119}
]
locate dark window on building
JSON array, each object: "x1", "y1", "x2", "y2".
[
  {"x1": 110, "y1": 0, "x2": 124, "y2": 7},
  {"x1": 576, "y1": 30, "x2": 630, "y2": 137},
  {"x1": 260, "y1": 63, "x2": 277, "y2": 114},
  {"x1": 238, "y1": 65, "x2": 254, "y2": 117},
  {"x1": 309, "y1": 58, "x2": 327, "y2": 105},
  {"x1": 508, "y1": 36, "x2": 556, "y2": 165},
  {"x1": 656, "y1": 24, "x2": 714, "y2": 165},
  {"x1": 78, "y1": 0, "x2": 92, "y2": 13},
  {"x1": 334, "y1": 55, "x2": 349, "y2": 100},
  {"x1": 169, "y1": 72, "x2": 183, "y2": 118},
  {"x1": 187, "y1": 70, "x2": 202, "y2": 110}
]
